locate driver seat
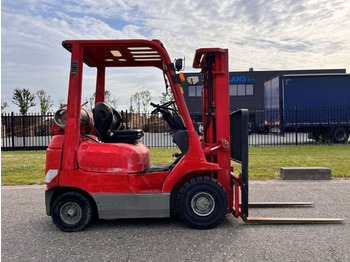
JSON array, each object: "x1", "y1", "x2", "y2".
[{"x1": 93, "y1": 102, "x2": 144, "y2": 144}]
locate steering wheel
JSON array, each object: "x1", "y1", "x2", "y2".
[{"x1": 150, "y1": 101, "x2": 175, "y2": 114}]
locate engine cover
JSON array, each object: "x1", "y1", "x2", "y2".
[{"x1": 78, "y1": 140, "x2": 151, "y2": 173}]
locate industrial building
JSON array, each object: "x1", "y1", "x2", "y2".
[{"x1": 181, "y1": 69, "x2": 346, "y2": 112}]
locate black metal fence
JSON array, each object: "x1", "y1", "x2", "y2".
[
  {"x1": 2, "y1": 108, "x2": 350, "y2": 151},
  {"x1": 120, "y1": 111, "x2": 176, "y2": 148},
  {"x1": 1, "y1": 112, "x2": 55, "y2": 150},
  {"x1": 244, "y1": 107, "x2": 350, "y2": 146}
]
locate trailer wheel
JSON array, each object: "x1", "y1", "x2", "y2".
[
  {"x1": 51, "y1": 192, "x2": 93, "y2": 232},
  {"x1": 332, "y1": 127, "x2": 349, "y2": 144},
  {"x1": 176, "y1": 176, "x2": 228, "y2": 229}
]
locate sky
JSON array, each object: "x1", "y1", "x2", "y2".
[{"x1": 1, "y1": 0, "x2": 350, "y2": 113}]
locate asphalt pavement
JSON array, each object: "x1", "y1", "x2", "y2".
[{"x1": 2, "y1": 180, "x2": 350, "y2": 262}]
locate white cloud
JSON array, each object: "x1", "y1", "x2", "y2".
[
  {"x1": 1, "y1": 8, "x2": 148, "y2": 112},
  {"x1": 2, "y1": 0, "x2": 350, "y2": 113}
]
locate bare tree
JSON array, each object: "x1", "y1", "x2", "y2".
[
  {"x1": 104, "y1": 90, "x2": 118, "y2": 109},
  {"x1": 132, "y1": 92, "x2": 141, "y2": 113},
  {"x1": 129, "y1": 91, "x2": 152, "y2": 114},
  {"x1": 160, "y1": 91, "x2": 174, "y2": 104},
  {"x1": 140, "y1": 90, "x2": 152, "y2": 113},
  {"x1": 86, "y1": 90, "x2": 118, "y2": 111},
  {"x1": 129, "y1": 96, "x2": 134, "y2": 113},
  {"x1": 87, "y1": 95, "x2": 95, "y2": 111},
  {"x1": 37, "y1": 90, "x2": 53, "y2": 115},
  {"x1": 160, "y1": 91, "x2": 177, "y2": 110},
  {"x1": 12, "y1": 88, "x2": 36, "y2": 115}
]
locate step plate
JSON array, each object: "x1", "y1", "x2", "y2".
[{"x1": 244, "y1": 217, "x2": 344, "y2": 224}]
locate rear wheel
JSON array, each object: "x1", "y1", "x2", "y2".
[
  {"x1": 51, "y1": 192, "x2": 93, "y2": 232},
  {"x1": 332, "y1": 127, "x2": 349, "y2": 144},
  {"x1": 176, "y1": 176, "x2": 228, "y2": 229}
]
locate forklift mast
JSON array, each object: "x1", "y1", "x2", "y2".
[{"x1": 193, "y1": 49, "x2": 233, "y2": 210}]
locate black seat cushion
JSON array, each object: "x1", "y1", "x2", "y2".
[{"x1": 92, "y1": 102, "x2": 143, "y2": 144}]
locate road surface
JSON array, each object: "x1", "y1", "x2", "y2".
[{"x1": 2, "y1": 180, "x2": 349, "y2": 261}]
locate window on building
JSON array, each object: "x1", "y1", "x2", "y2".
[
  {"x1": 229, "y1": 84, "x2": 254, "y2": 96},
  {"x1": 196, "y1": 85, "x2": 202, "y2": 96},
  {"x1": 246, "y1": 84, "x2": 254, "y2": 95},
  {"x1": 189, "y1": 86, "x2": 196, "y2": 97},
  {"x1": 238, "y1": 84, "x2": 245, "y2": 96},
  {"x1": 230, "y1": 84, "x2": 238, "y2": 96},
  {"x1": 188, "y1": 85, "x2": 202, "y2": 97}
]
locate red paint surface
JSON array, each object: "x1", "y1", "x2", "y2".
[{"x1": 78, "y1": 140, "x2": 150, "y2": 173}]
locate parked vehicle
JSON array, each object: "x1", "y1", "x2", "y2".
[
  {"x1": 264, "y1": 74, "x2": 350, "y2": 143},
  {"x1": 45, "y1": 40, "x2": 343, "y2": 232}
]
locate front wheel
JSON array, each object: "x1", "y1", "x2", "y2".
[
  {"x1": 51, "y1": 192, "x2": 93, "y2": 232},
  {"x1": 176, "y1": 176, "x2": 228, "y2": 229}
]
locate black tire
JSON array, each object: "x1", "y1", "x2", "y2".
[
  {"x1": 176, "y1": 176, "x2": 228, "y2": 229},
  {"x1": 51, "y1": 192, "x2": 93, "y2": 232},
  {"x1": 332, "y1": 127, "x2": 349, "y2": 144}
]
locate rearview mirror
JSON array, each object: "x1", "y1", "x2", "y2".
[{"x1": 174, "y1": 58, "x2": 184, "y2": 71}]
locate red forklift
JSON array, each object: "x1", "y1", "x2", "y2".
[{"x1": 45, "y1": 39, "x2": 343, "y2": 231}]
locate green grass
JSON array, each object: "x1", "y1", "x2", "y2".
[
  {"x1": 2, "y1": 145, "x2": 350, "y2": 185},
  {"x1": 1, "y1": 151, "x2": 47, "y2": 185},
  {"x1": 235, "y1": 145, "x2": 350, "y2": 180},
  {"x1": 148, "y1": 148, "x2": 179, "y2": 164}
]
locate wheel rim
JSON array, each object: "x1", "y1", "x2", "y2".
[
  {"x1": 60, "y1": 202, "x2": 83, "y2": 225},
  {"x1": 335, "y1": 129, "x2": 345, "y2": 141},
  {"x1": 191, "y1": 192, "x2": 215, "y2": 216}
]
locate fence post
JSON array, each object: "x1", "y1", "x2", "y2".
[
  {"x1": 121, "y1": 110, "x2": 124, "y2": 127},
  {"x1": 11, "y1": 112, "x2": 15, "y2": 149},
  {"x1": 126, "y1": 110, "x2": 128, "y2": 129},
  {"x1": 295, "y1": 106, "x2": 298, "y2": 146},
  {"x1": 22, "y1": 114, "x2": 26, "y2": 148}
]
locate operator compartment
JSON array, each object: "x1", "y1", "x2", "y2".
[
  {"x1": 78, "y1": 140, "x2": 151, "y2": 173},
  {"x1": 78, "y1": 102, "x2": 150, "y2": 173}
]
